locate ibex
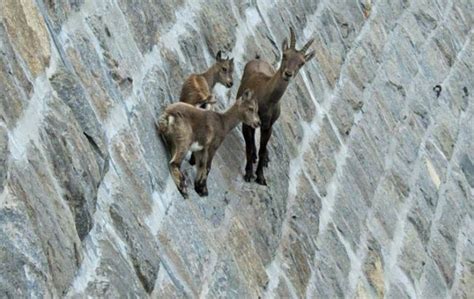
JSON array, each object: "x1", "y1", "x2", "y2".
[
  {"x1": 158, "y1": 89, "x2": 260, "y2": 198},
  {"x1": 236, "y1": 27, "x2": 315, "y2": 185},
  {"x1": 179, "y1": 50, "x2": 234, "y2": 110}
]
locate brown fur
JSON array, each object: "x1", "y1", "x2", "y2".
[
  {"x1": 179, "y1": 51, "x2": 234, "y2": 109},
  {"x1": 159, "y1": 90, "x2": 260, "y2": 198},
  {"x1": 236, "y1": 27, "x2": 315, "y2": 185}
]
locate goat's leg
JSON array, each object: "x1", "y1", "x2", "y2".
[
  {"x1": 243, "y1": 124, "x2": 256, "y2": 182},
  {"x1": 198, "y1": 147, "x2": 217, "y2": 196},
  {"x1": 251, "y1": 140, "x2": 257, "y2": 163},
  {"x1": 256, "y1": 127, "x2": 272, "y2": 186},
  {"x1": 262, "y1": 151, "x2": 270, "y2": 167},
  {"x1": 206, "y1": 147, "x2": 217, "y2": 176},
  {"x1": 169, "y1": 148, "x2": 189, "y2": 198},
  {"x1": 194, "y1": 150, "x2": 209, "y2": 197},
  {"x1": 189, "y1": 153, "x2": 196, "y2": 165}
]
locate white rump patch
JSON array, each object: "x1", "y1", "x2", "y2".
[
  {"x1": 190, "y1": 142, "x2": 204, "y2": 152},
  {"x1": 168, "y1": 116, "x2": 175, "y2": 125}
]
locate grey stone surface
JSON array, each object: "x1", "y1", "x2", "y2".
[
  {"x1": 0, "y1": 126, "x2": 7, "y2": 193},
  {"x1": 0, "y1": 0, "x2": 472, "y2": 297}
]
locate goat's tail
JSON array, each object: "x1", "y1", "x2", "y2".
[
  {"x1": 157, "y1": 112, "x2": 172, "y2": 135},
  {"x1": 158, "y1": 110, "x2": 185, "y2": 135},
  {"x1": 157, "y1": 112, "x2": 175, "y2": 154}
]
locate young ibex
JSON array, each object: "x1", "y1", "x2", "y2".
[
  {"x1": 158, "y1": 89, "x2": 260, "y2": 198},
  {"x1": 179, "y1": 50, "x2": 234, "y2": 110},
  {"x1": 236, "y1": 27, "x2": 315, "y2": 185}
]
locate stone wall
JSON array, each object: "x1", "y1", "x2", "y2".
[{"x1": 0, "y1": 0, "x2": 472, "y2": 297}]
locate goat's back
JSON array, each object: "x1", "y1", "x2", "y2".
[
  {"x1": 179, "y1": 74, "x2": 211, "y2": 106},
  {"x1": 159, "y1": 102, "x2": 211, "y2": 132},
  {"x1": 243, "y1": 59, "x2": 275, "y2": 78},
  {"x1": 159, "y1": 102, "x2": 221, "y2": 149},
  {"x1": 237, "y1": 59, "x2": 274, "y2": 99}
]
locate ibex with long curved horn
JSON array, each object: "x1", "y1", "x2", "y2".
[{"x1": 236, "y1": 27, "x2": 315, "y2": 185}]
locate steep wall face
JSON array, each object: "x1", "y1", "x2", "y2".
[{"x1": 0, "y1": 0, "x2": 472, "y2": 297}]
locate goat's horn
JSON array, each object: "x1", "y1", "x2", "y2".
[
  {"x1": 300, "y1": 38, "x2": 314, "y2": 53},
  {"x1": 216, "y1": 50, "x2": 223, "y2": 61},
  {"x1": 289, "y1": 27, "x2": 296, "y2": 49}
]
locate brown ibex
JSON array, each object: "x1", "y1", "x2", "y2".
[
  {"x1": 179, "y1": 50, "x2": 234, "y2": 110},
  {"x1": 236, "y1": 27, "x2": 315, "y2": 185},
  {"x1": 158, "y1": 89, "x2": 260, "y2": 198}
]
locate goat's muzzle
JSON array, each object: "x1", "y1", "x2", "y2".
[
  {"x1": 283, "y1": 70, "x2": 293, "y2": 81},
  {"x1": 226, "y1": 81, "x2": 234, "y2": 88},
  {"x1": 251, "y1": 120, "x2": 261, "y2": 129}
]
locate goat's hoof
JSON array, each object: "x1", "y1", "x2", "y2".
[
  {"x1": 256, "y1": 176, "x2": 267, "y2": 186},
  {"x1": 178, "y1": 187, "x2": 189, "y2": 199},
  {"x1": 262, "y1": 156, "x2": 270, "y2": 167},
  {"x1": 244, "y1": 173, "x2": 254, "y2": 182},
  {"x1": 195, "y1": 185, "x2": 208, "y2": 197},
  {"x1": 252, "y1": 154, "x2": 257, "y2": 164}
]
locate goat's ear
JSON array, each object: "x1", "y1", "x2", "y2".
[
  {"x1": 206, "y1": 94, "x2": 216, "y2": 104},
  {"x1": 251, "y1": 95, "x2": 258, "y2": 106},
  {"x1": 236, "y1": 95, "x2": 243, "y2": 105},
  {"x1": 216, "y1": 50, "x2": 223, "y2": 61},
  {"x1": 305, "y1": 50, "x2": 315, "y2": 62},
  {"x1": 282, "y1": 38, "x2": 289, "y2": 51},
  {"x1": 243, "y1": 89, "x2": 253, "y2": 100}
]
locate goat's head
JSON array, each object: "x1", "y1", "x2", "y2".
[
  {"x1": 280, "y1": 27, "x2": 315, "y2": 81},
  {"x1": 237, "y1": 89, "x2": 260, "y2": 129},
  {"x1": 215, "y1": 50, "x2": 234, "y2": 88}
]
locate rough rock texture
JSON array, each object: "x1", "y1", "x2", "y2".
[{"x1": 0, "y1": 0, "x2": 473, "y2": 297}]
